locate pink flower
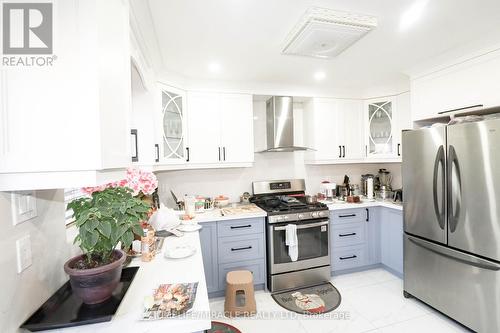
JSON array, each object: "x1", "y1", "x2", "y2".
[{"x1": 80, "y1": 168, "x2": 158, "y2": 197}]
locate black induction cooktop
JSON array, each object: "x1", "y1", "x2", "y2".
[{"x1": 20, "y1": 266, "x2": 139, "y2": 332}]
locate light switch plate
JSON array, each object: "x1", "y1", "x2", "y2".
[
  {"x1": 16, "y1": 235, "x2": 32, "y2": 273},
  {"x1": 11, "y1": 191, "x2": 37, "y2": 225}
]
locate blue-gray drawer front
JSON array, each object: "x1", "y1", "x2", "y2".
[
  {"x1": 331, "y1": 209, "x2": 367, "y2": 224},
  {"x1": 218, "y1": 234, "x2": 264, "y2": 264},
  {"x1": 217, "y1": 218, "x2": 264, "y2": 237},
  {"x1": 219, "y1": 259, "x2": 266, "y2": 290}
]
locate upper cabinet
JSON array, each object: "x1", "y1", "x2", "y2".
[
  {"x1": 186, "y1": 92, "x2": 254, "y2": 166},
  {"x1": 365, "y1": 97, "x2": 395, "y2": 159},
  {"x1": 0, "y1": 0, "x2": 131, "y2": 191},
  {"x1": 304, "y1": 98, "x2": 364, "y2": 163},
  {"x1": 158, "y1": 84, "x2": 188, "y2": 164},
  {"x1": 305, "y1": 93, "x2": 410, "y2": 165},
  {"x1": 411, "y1": 49, "x2": 500, "y2": 121},
  {"x1": 365, "y1": 93, "x2": 411, "y2": 161}
]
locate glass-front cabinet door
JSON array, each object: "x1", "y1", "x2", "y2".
[
  {"x1": 158, "y1": 84, "x2": 187, "y2": 163},
  {"x1": 366, "y1": 98, "x2": 394, "y2": 158}
]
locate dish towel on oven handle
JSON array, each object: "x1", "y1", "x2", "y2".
[{"x1": 285, "y1": 224, "x2": 298, "y2": 261}]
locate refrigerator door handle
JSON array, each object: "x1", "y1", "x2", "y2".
[
  {"x1": 433, "y1": 145, "x2": 446, "y2": 229},
  {"x1": 408, "y1": 236, "x2": 500, "y2": 271},
  {"x1": 447, "y1": 145, "x2": 462, "y2": 233}
]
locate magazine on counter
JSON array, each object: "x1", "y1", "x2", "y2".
[{"x1": 142, "y1": 282, "x2": 199, "y2": 320}]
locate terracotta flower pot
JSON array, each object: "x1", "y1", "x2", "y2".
[{"x1": 64, "y1": 249, "x2": 126, "y2": 305}]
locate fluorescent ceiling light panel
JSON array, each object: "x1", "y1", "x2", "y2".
[{"x1": 282, "y1": 7, "x2": 378, "y2": 59}]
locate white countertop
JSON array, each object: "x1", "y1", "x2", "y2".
[
  {"x1": 49, "y1": 232, "x2": 211, "y2": 333},
  {"x1": 181, "y1": 206, "x2": 267, "y2": 224},
  {"x1": 323, "y1": 199, "x2": 403, "y2": 211}
]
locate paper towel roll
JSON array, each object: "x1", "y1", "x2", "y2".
[{"x1": 367, "y1": 178, "x2": 374, "y2": 199}]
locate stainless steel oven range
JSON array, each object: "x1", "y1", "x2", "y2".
[{"x1": 251, "y1": 179, "x2": 331, "y2": 292}]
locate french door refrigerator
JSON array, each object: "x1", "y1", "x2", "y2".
[{"x1": 402, "y1": 118, "x2": 500, "y2": 333}]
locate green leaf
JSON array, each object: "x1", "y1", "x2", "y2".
[
  {"x1": 132, "y1": 223, "x2": 143, "y2": 236},
  {"x1": 122, "y1": 231, "x2": 134, "y2": 249},
  {"x1": 97, "y1": 221, "x2": 111, "y2": 238}
]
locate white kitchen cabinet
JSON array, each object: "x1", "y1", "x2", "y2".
[
  {"x1": 338, "y1": 99, "x2": 365, "y2": 160},
  {"x1": 156, "y1": 84, "x2": 189, "y2": 165},
  {"x1": 392, "y1": 92, "x2": 412, "y2": 158},
  {"x1": 0, "y1": 0, "x2": 131, "y2": 191},
  {"x1": 365, "y1": 97, "x2": 395, "y2": 159},
  {"x1": 364, "y1": 94, "x2": 411, "y2": 161},
  {"x1": 186, "y1": 92, "x2": 254, "y2": 166},
  {"x1": 411, "y1": 49, "x2": 500, "y2": 121},
  {"x1": 219, "y1": 94, "x2": 254, "y2": 163},
  {"x1": 304, "y1": 98, "x2": 364, "y2": 164}
]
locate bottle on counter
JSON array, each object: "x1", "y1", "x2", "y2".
[{"x1": 141, "y1": 226, "x2": 156, "y2": 262}]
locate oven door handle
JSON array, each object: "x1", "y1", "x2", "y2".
[{"x1": 274, "y1": 221, "x2": 329, "y2": 231}]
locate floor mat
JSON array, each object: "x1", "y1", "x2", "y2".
[
  {"x1": 271, "y1": 282, "x2": 341, "y2": 315},
  {"x1": 206, "y1": 320, "x2": 242, "y2": 333}
]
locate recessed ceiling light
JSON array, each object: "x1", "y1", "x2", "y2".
[
  {"x1": 314, "y1": 71, "x2": 326, "y2": 80},
  {"x1": 400, "y1": 0, "x2": 429, "y2": 31},
  {"x1": 208, "y1": 62, "x2": 221, "y2": 73}
]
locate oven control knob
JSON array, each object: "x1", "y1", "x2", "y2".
[
  {"x1": 298, "y1": 213, "x2": 304, "y2": 220},
  {"x1": 311, "y1": 212, "x2": 319, "y2": 218}
]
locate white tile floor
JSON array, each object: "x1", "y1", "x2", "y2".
[{"x1": 209, "y1": 268, "x2": 472, "y2": 333}]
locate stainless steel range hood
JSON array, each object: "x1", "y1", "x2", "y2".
[{"x1": 259, "y1": 96, "x2": 313, "y2": 152}]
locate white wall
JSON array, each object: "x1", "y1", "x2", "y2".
[
  {"x1": 0, "y1": 190, "x2": 76, "y2": 333},
  {"x1": 156, "y1": 100, "x2": 402, "y2": 206}
]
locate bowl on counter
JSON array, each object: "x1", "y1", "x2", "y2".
[{"x1": 214, "y1": 195, "x2": 230, "y2": 208}]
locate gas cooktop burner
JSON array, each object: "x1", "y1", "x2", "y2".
[{"x1": 250, "y1": 195, "x2": 328, "y2": 214}]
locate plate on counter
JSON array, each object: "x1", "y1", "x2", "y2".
[
  {"x1": 177, "y1": 223, "x2": 202, "y2": 232},
  {"x1": 164, "y1": 245, "x2": 197, "y2": 259}
]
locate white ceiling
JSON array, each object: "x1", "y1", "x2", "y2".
[{"x1": 146, "y1": 0, "x2": 500, "y2": 93}]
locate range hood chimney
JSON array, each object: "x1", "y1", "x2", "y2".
[{"x1": 259, "y1": 96, "x2": 313, "y2": 152}]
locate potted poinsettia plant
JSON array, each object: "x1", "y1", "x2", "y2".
[{"x1": 64, "y1": 169, "x2": 158, "y2": 304}]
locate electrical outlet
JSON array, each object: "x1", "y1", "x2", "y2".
[
  {"x1": 11, "y1": 191, "x2": 37, "y2": 225},
  {"x1": 16, "y1": 235, "x2": 32, "y2": 274}
]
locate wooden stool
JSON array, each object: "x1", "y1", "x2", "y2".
[{"x1": 224, "y1": 270, "x2": 256, "y2": 317}]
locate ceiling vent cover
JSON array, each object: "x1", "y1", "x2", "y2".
[{"x1": 282, "y1": 7, "x2": 377, "y2": 59}]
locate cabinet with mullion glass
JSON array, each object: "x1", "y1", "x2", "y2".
[
  {"x1": 157, "y1": 84, "x2": 187, "y2": 164},
  {"x1": 366, "y1": 98, "x2": 395, "y2": 158}
]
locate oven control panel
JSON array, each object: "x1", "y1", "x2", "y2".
[
  {"x1": 268, "y1": 210, "x2": 328, "y2": 223},
  {"x1": 269, "y1": 182, "x2": 291, "y2": 190}
]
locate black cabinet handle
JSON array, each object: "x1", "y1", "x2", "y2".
[
  {"x1": 186, "y1": 147, "x2": 190, "y2": 162},
  {"x1": 231, "y1": 246, "x2": 252, "y2": 251},
  {"x1": 339, "y1": 214, "x2": 356, "y2": 218},
  {"x1": 366, "y1": 208, "x2": 369, "y2": 222},
  {"x1": 342, "y1": 145, "x2": 346, "y2": 158},
  {"x1": 397, "y1": 143, "x2": 401, "y2": 156},
  {"x1": 131, "y1": 129, "x2": 138, "y2": 162},
  {"x1": 339, "y1": 255, "x2": 357, "y2": 260},
  {"x1": 154, "y1": 144, "x2": 159, "y2": 163},
  {"x1": 230, "y1": 225, "x2": 252, "y2": 229},
  {"x1": 339, "y1": 146, "x2": 342, "y2": 158},
  {"x1": 223, "y1": 147, "x2": 226, "y2": 161},
  {"x1": 339, "y1": 232, "x2": 356, "y2": 237}
]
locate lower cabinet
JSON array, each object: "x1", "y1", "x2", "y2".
[
  {"x1": 380, "y1": 208, "x2": 404, "y2": 276},
  {"x1": 199, "y1": 217, "x2": 266, "y2": 296},
  {"x1": 331, "y1": 207, "x2": 403, "y2": 277},
  {"x1": 199, "y1": 222, "x2": 219, "y2": 293}
]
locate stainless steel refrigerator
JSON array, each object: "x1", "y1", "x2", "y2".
[{"x1": 402, "y1": 118, "x2": 500, "y2": 332}]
